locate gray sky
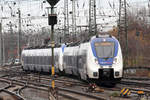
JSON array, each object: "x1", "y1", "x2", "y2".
[{"x1": 0, "y1": 0, "x2": 149, "y2": 33}]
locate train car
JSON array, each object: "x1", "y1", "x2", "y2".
[
  {"x1": 21, "y1": 35, "x2": 123, "y2": 85},
  {"x1": 21, "y1": 48, "x2": 60, "y2": 72},
  {"x1": 60, "y1": 35, "x2": 123, "y2": 85}
]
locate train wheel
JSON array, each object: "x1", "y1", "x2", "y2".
[
  {"x1": 41, "y1": 68, "x2": 43, "y2": 73},
  {"x1": 22, "y1": 66, "x2": 28, "y2": 72},
  {"x1": 33, "y1": 67, "x2": 36, "y2": 73},
  {"x1": 102, "y1": 82, "x2": 116, "y2": 88},
  {"x1": 109, "y1": 82, "x2": 116, "y2": 87},
  {"x1": 21, "y1": 66, "x2": 24, "y2": 71},
  {"x1": 58, "y1": 69, "x2": 64, "y2": 76}
]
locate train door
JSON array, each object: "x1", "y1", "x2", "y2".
[
  {"x1": 77, "y1": 48, "x2": 87, "y2": 80},
  {"x1": 72, "y1": 48, "x2": 78, "y2": 76}
]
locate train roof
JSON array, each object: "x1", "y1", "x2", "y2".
[
  {"x1": 23, "y1": 35, "x2": 118, "y2": 51},
  {"x1": 22, "y1": 48, "x2": 60, "y2": 56},
  {"x1": 90, "y1": 35, "x2": 118, "y2": 42}
]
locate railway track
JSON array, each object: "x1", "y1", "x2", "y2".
[
  {"x1": 1, "y1": 65, "x2": 150, "y2": 100},
  {"x1": 0, "y1": 89, "x2": 24, "y2": 100},
  {"x1": 23, "y1": 73, "x2": 89, "y2": 87},
  {"x1": 0, "y1": 74, "x2": 106, "y2": 100},
  {"x1": 123, "y1": 77, "x2": 150, "y2": 81},
  {"x1": 0, "y1": 82, "x2": 25, "y2": 100},
  {"x1": 120, "y1": 80, "x2": 150, "y2": 87}
]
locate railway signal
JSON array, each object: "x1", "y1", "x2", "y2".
[{"x1": 46, "y1": 0, "x2": 59, "y2": 100}]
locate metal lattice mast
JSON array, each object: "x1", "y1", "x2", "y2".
[
  {"x1": 118, "y1": 0, "x2": 128, "y2": 42},
  {"x1": 0, "y1": 23, "x2": 2, "y2": 66},
  {"x1": 71, "y1": 0, "x2": 76, "y2": 36},
  {"x1": 89, "y1": 0, "x2": 97, "y2": 35},
  {"x1": 64, "y1": 0, "x2": 69, "y2": 37},
  {"x1": 118, "y1": 0, "x2": 128, "y2": 66},
  {"x1": 18, "y1": 8, "x2": 21, "y2": 61}
]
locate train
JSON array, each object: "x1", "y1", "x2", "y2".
[{"x1": 21, "y1": 35, "x2": 123, "y2": 85}]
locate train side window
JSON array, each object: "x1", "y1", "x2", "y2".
[
  {"x1": 24, "y1": 56, "x2": 26, "y2": 64},
  {"x1": 47, "y1": 56, "x2": 49, "y2": 65},
  {"x1": 35, "y1": 56, "x2": 37, "y2": 65},
  {"x1": 44, "y1": 56, "x2": 46, "y2": 65},
  {"x1": 28, "y1": 56, "x2": 29, "y2": 64},
  {"x1": 41, "y1": 56, "x2": 44, "y2": 65},
  {"x1": 31, "y1": 55, "x2": 33, "y2": 64},
  {"x1": 42, "y1": 56, "x2": 44, "y2": 65},
  {"x1": 38, "y1": 56, "x2": 41, "y2": 65},
  {"x1": 26, "y1": 56, "x2": 28, "y2": 64},
  {"x1": 29, "y1": 56, "x2": 31, "y2": 64},
  {"x1": 32, "y1": 55, "x2": 34, "y2": 64},
  {"x1": 38, "y1": 56, "x2": 40, "y2": 65},
  {"x1": 48, "y1": 56, "x2": 51, "y2": 65}
]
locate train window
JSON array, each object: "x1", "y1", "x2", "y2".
[
  {"x1": 94, "y1": 42, "x2": 115, "y2": 58},
  {"x1": 26, "y1": 57, "x2": 28, "y2": 64},
  {"x1": 41, "y1": 56, "x2": 45, "y2": 65},
  {"x1": 46, "y1": 56, "x2": 49, "y2": 65},
  {"x1": 39, "y1": 56, "x2": 42, "y2": 65},
  {"x1": 33, "y1": 56, "x2": 35, "y2": 64},
  {"x1": 47, "y1": 56, "x2": 51, "y2": 65},
  {"x1": 29, "y1": 56, "x2": 31, "y2": 64},
  {"x1": 43, "y1": 56, "x2": 47, "y2": 65},
  {"x1": 37, "y1": 56, "x2": 39, "y2": 65},
  {"x1": 35, "y1": 56, "x2": 37, "y2": 64},
  {"x1": 28, "y1": 56, "x2": 30, "y2": 64},
  {"x1": 32, "y1": 56, "x2": 34, "y2": 64},
  {"x1": 23, "y1": 56, "x2": 26, "y2": 64},
  {"x1": 35, "y1": 56, "x2": 37, "y2": 65}
]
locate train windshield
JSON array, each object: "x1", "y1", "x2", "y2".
[{"x1": 94, "y1": 42, "x2": 115, "y2": 58}]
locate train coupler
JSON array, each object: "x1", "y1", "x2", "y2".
[{"x1": 87, "y1": 83, "x2": 104, "y2": 93}]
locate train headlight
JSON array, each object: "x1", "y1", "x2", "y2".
[
  {"x1": 113, "y1": 58, "x2": 117, "y2": 64},
  {"x1": 93, "y1": 72, "x2": 98, "y2": 77},
  {"x1": 115, "y1": 71, "x2": 120, "y2": 76},
  {"x1": 94, "y1": 58, "x2": 99, "y2": 64}
]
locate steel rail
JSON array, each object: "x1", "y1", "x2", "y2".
[
  {"x1": 0, "y1": 77, "x2": 106, "y2": 100},
  {"x1": 124, "y1": 67, "x2": 150, "y2": 70},
  {"x1": 123, "y1": 77, "x2": 150, "y2": 81},
  {"x1": 120, "y1": 80, "x2": 150, "y2": 87},
  {"x1": 0, "y1": 88, "x2": 25, "y2": 100},
  {"x1": 22, "y1": 74, "x2": 88, "y2": 87}
]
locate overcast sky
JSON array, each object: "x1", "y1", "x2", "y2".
[
  {"x1": 0, "y1": 0, "x2": 148, "y2": 18},
  {"x1": 0, "y1": 0, "x2": 149, "y2": 33}
]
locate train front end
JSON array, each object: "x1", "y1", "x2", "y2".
[{"x1": 87, "y1": 35, "x2": 123, "y2": 83}]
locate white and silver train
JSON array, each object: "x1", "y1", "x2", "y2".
[{"x1": 21, "y1": 35, "x2": 123, "y2": 84}]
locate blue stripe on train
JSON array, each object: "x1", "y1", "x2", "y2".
[{"x1": 61, "y1": 44, "x2": 66, "y2": 53}]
